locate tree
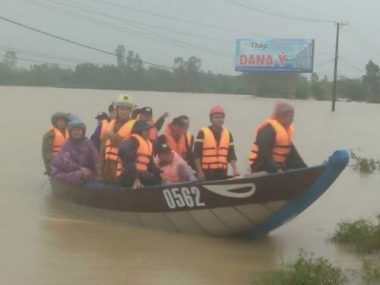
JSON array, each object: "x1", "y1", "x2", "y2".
[
  {"x1": 363, "y1": 60, "x2": 380, "y2": 103},
  {"x1": 115, "y1": 45, "x2": 126, "y2": 67},
  {"x1": 3, "y1": 50, "x2": 17, "y2": 68},
  {"x1": 338, "y1": 78, "x2": 368, "y2": 101}
]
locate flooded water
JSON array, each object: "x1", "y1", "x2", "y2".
[{"x1": 0, "y1": 86, "x2": 379, "y2": 284}]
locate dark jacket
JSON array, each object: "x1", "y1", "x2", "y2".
[
  {"x1": 118, "y1": 136, "x2": 161, "y2": 186},
  {"x1": 251, "y1": 124, "x2": 306, "y2": 173},
  {"x1": 90, "y1": 124, "x2": 102, "y2": 152}
]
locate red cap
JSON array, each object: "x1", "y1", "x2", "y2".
[{"x1": 209, "y1": 105, "x2": 225, "y2": 116}]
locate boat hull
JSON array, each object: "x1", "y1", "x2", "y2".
[{"x1": 49, "y1": 150, "x2": 349, "y2": 237}]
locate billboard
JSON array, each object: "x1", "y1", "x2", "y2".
[{"x1": 235, "y1": 38, "x2": 314, "y2": 73}]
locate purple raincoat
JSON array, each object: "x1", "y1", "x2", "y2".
[{"x1": 51, "y1": 137, "x2": 98, "y2": 185}]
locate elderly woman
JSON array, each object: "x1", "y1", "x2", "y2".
[
  {"x1": 51, "y1": 119, "x2": 98, "y2": 185},
  {"x1": 248, "y1": 101, "x2": 307, "y2": 173}
]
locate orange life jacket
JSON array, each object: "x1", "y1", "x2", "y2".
[
  {"x1": 201, "y1": 127, "x2": 230, "y2": 170},
  {"x1": 135, "y1": 115, "x2": 158, "y2": 142},
  {"x1": 147, "y1": 119, "x2": 158, "y2": 142},
  {"x1": 164, "y1": 123, "x2": 193, "y2": 160},
  {"x1": 104, "y1": 119, "x2": 136, "y2": 176},
  {"x1": 51, "y1": 127, "x2": 69, "y2": 156},
  {"x1": 131, "y1": 134, "x2": 153, "y2": 172},
  {"x1": 99, "y1": 119, "x2": 110, "y2": 140},
  {"x1": 248, "y1": 119, "x2": 295, "y2": 166}
]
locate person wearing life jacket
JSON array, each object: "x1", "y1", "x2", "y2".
[
  {"x1": 41, "y1": 112, "x2": 69, "y2": 175},
  {"x1": 90, "y1": 111, "x2": 110, "y2": 152},
  {"x1": 119, "y1": 120, "x2": 161, "y2": 189},
  {"x1": 248, "y1": 101, "x2": 306, "y2": 173},
  {"x1": 162, "y1": 115, "x2": 194, "y2": 167},
  {"x1": 51, "y1": 119, "x2": 98, "y2": 185},
  {"x1": 137, "y1": 106, "x2": 169, "y2": 142},
  {"x1": 154, "y1": 135, "x2": 196, "y2": 184},
  {"x1": 98, "y1": 94, "x2": 137, "y2": 184},
  {"x1": 90, "y1": 103, "x2": 116, "y2": 152},
  {"x1": 193, "y1": 105, "x2": 240, "y2": 181}
]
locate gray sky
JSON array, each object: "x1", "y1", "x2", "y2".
[{"x1": 1, "y1": 0, "x2": 379, "y2": 79}]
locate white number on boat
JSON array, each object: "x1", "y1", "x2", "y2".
[{"x1": 163, "y1": 187, "x2": 205, "y2": 209}]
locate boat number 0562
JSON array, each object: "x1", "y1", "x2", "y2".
[{"x1": 163, "y1": 187, "x2": 205, "y2": 209}]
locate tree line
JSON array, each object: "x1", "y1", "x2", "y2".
[{"x1": 1, "y1": 44, "x2": 380, "y2": 103}]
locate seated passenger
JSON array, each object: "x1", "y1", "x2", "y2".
[
  {"x1": 154, "y1": 135, "x2": 196, "y2": 184},
  {"x1": 51, "y1": 120, "x2": 98, "y2": 185},
  {"x1": 162, "y1": 115, "x2": 194, "y2": 167},
  {"x1": 42, "y1": 112, "x2": 69, "y2": 175},
  {"x1": 249, "y1": 101, "x2": 307, "y2": 173},
  {"x1": 119, "y1": 120, "x2": 161, "y2": 189},
  {"x1": 193, "y1": 105, "x2": 240, "y2": 181}
]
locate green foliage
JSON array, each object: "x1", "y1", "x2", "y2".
[
  {"x1": 362, "y1": 259, "x2": 380, "y2": 285},
  {"x1": 3, "y1": 50, "x2": 17, "y2": 68},
  {"x1": 257, "y1": 250, "x2": 348, "y2": 285},
  {"x1": 350, "y1": 150, "x2": 380, "y2": 174},
  {"x1": 2, "y1": 47, "x2": 380, "y2": 102},
  {"x1": 330, "y1": 218, "x2": 380, "y2": 253},
  {"x1": 338, "y1": 78, "x2": 368, "y2": 102},
  {"x1": 363, "y1": 60, "x2": 380, "y2": 103}
]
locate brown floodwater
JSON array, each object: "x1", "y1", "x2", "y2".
[{"x1": 0, "y1": 86, "x2": 379, "y2": 284}]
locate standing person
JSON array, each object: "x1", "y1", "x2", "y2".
[
  {"x1": 137, "y1": 106, "x2": 169, "y2": 142},
  {"x1": 51, "y1": 120, "x2": 98, "y2": 185},
  {"x1": 162, "y1": 115, "x2": 194, "y2": 167},
  {"x1": 42, "y1": 112, "x2": 69, "y2": 175},
  {"x1": 193, "y1": 105, "x2": 240, "y2": 181},
  {"x1": 119, "y1": 120, "x2": 161, "y2": 189},
  {"x1": 98, "y1": 94, "x2": 136, "y2": 184},
  {"x1": 248, "y1": 101, "x2": 306, "y2": 173},
  {"x1": 154, "y1": 135, "x2": 196, "y2": 184},
  {"x1": 90, "y1": 112, "x2": 110, "y2": 152},
  {"x1": 91, "y1": 103, "x2": 116, "y2": 150}
]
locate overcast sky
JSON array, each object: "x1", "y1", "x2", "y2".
[{"x1": 1, "y1": 0, "x2": 379, "y2": 79}]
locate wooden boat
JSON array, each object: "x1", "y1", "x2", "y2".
[{"x1": 49, "y1": 150, "x2": 349, "y2": 238}]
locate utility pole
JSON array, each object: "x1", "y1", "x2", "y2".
[{"x1": 331, "y1": 22, "x2": 347, "y2": 112}]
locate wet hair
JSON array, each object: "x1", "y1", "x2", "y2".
[
  {"x1": 172, "y1": 115, "x2": 189, "y2": 127},
  {"x1": 155, "y1": 135, "x2": 171, "y2": 154},
  {"x1": 131, "y1": 108, "x2": 141, "y2": 119}
]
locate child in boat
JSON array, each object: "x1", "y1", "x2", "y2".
[
  {"x1": 154, "y1": 135, "x2": 196, "y2": 184},
  {"x1": 51, "y1": 119, "x2": 98, "y2": 185},
  {"x1": 41, "y1": 112, "x2": 70, "y2": 175}
]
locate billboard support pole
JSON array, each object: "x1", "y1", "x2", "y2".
[{"x1": 332, "y1": 22, "x2": 347, "y2": 112}]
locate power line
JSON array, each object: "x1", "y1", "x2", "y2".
[
  {"x1": 47, "y1": 0, "x2": 234, "y2": 45},
  {"x1": 340, "y1": 58, "x2": 366, "y2": 74},
  {"x1": 225, "y1": 0, "x2": 334, "y2": 23},
  {"x1": 314, "y1": 58, "x2": 335, "y2": 68},
  {"x1": 0, "y1": 44, "x2": 83, "y2": 64},
  {"x1": 1, "y1": 52, "x2": 76, "y2": 67},
  {"x1": 86, "y1": 0, "x2": 238, "y2": 33},
  {"x1": 343, "y1": 25, "x2": 380, "y2": 60},
  {"x1": 25, "y1": 0, "x2": 232, "y2": 58},
  {"x1": 0, "y1": 15, "x2": 173, "y2": 69}
]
